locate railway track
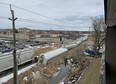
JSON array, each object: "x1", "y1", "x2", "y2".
[{"x1": 0, "y1": 60, "x2": 35, "y2": 78}]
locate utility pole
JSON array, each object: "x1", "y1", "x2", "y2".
[{"x1": 9, "y1": 5, "x2": 18, "y2": 84}]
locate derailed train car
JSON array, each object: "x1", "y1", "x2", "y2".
[
  {"x1": 62, "y1": 34, "x2": 88, "y2": 49},
  {"x1": 39, "y1": 35, "x2": 88, "y2": 65},
  {"x1": 40, "y1": 48, "x2": 68, "y2": 64}
]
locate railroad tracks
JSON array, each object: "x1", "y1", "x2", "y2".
[
  {"x1": 65, "y1": 59, "x2": 90, "y2": 84},
  {"x1": 0, "y1": 60, "x2": 35, "y2": 78}
]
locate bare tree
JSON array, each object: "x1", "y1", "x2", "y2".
[{"x1": 91, "y1": 16, "x2": 106, "y2": 57}]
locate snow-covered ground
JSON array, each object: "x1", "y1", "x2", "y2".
[{"x1": 0, "y1": 63, "x2": 36, "y2": 84}]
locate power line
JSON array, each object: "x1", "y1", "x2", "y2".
[
  {"x1": 17, "y1": 18, "x2": 90, "y2": 29},
  {"x1": 0, "y1": 2, "x2": 9, "y2": 5},
  {"x1": 17, "y1": 18, "x2": 78, "y2": 28},
  {"x1": 0, "y1": 16, "x2": 74, "y2": 27},
  {"x1": 0, "y1": 2, "x2": 90, "y2": 29},
  {"x1": 0, "y1": 17, "x2": 8, "y2": 19},
  {"x1": 0, "y1": 16, "x2": 77, "y2": 28},
  {"x1": 0, "y1": 16, "x2": 9, "y2": 19},
  {"x1": 0, "y1": 2, "x2": 61, "y2": 23},
  {"x1": 12, "y1": 5, "x2": 60, "y2": 22},
  {"x1": 0, "y1": 16, "x2": 90, "y2": 29}
]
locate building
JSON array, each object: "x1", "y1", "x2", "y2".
[
  {"x1": 18, "y1": 28, "x2": 31, "y2": 33},
  {"x1": 104, "y1": 0, "x2": 116, "y2": 84}
]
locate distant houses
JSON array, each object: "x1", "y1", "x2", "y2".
[
  {"x1": 0, "y1": 28, "x2": 92, "y2": 39},
  {"x1": 18, "y1": 27, "x2": 31, "y2": 33},
  {"x1": 0, "y1": 29, "x2": 13, "y2": 34}
]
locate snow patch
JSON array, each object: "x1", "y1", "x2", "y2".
[
  {"x1": 23, "y1": 77, "x2": 28, "y2": 81},
  {"x1": 0, "y1": 63, "x2": 36, "y2": 84},
  {"x1": 32, "y1": 72, "x2": 35, "y2": 75},
  {"x1": 53, "y1": 67, "x2": 60, "y2": 77},
  {"x1": 33, "y1": 71, "x2": 41, "y2": 79}
]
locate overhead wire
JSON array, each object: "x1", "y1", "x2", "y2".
[
  {"x1": 0, "y1": 16, "x2": 75, "y2": 28},
  {"x1": 0, "y1": 2, "x2": 90, "y2": 29},
  {"x1": 0, "y1": 16, "x2": 9, "y2": 19},
  {"x1": 0, "y1": 16, "x2": 90, "y2": 29},
  {"x1": 0, "y1": 2, "x2": 62, "y2": 23},
  {"x1": 17, "y1": 18, "x2": 90, "y2": 29},
  {"x1": 17, "y1": 18, "x2": 78, "y2": 28}
]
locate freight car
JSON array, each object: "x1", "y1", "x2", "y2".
[
  {"x1": 39, "y1": 48, "x2": 68, "y2": 64},
  {"x1": 0, "y1": 35, "x2": 88, "y2": 72},
  {"x1": 0, "y1": 46, "x2": 34, "y2": 73},
  {"x1": 39, "y1": 35, "x2": 88, "y2": 65},
  {"x1": 62, "y1": 34, "x2": 88, "y2": 50}
]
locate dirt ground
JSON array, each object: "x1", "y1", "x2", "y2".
[
  {"x1": 2, "y1": 65, "x2": 48, "y2": 84},
  {"x1": 78, "y1": 58, "x2": 100, "y2": 84},
  {"x1": 76, "y1": 37, "x2": 100, "y2": 84}
]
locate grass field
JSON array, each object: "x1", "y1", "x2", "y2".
[{"x1": 78, "y1": 58, "x2": 100, "y2": 84}]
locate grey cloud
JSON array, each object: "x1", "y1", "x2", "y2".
[
  {"x1": 58, "y1": 15, "x2": 91, "y2": 22},
  {"x1": 0, "y1": 0, "x2": 104, "y2": 31}
]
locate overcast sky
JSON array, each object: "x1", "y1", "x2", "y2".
[{"x1": 0, "y1": 0, "x2": 104, "y2": 31}]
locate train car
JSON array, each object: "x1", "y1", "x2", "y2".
[
  {"x1": 40, "y1": 48, "x2": 68, "y2": 65},
  {"x1": 0, "y1": 35, "x2": 88, "y2": 72},
  {"x1": 62, "y1": 43, "x2": 77, "y2": 50},
  {"x1": 63, "y1": 35, "x2": 88, "y2": 50},
  {"x1": 0, "y1": 47, "x2": 34, "y2": 73}
]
